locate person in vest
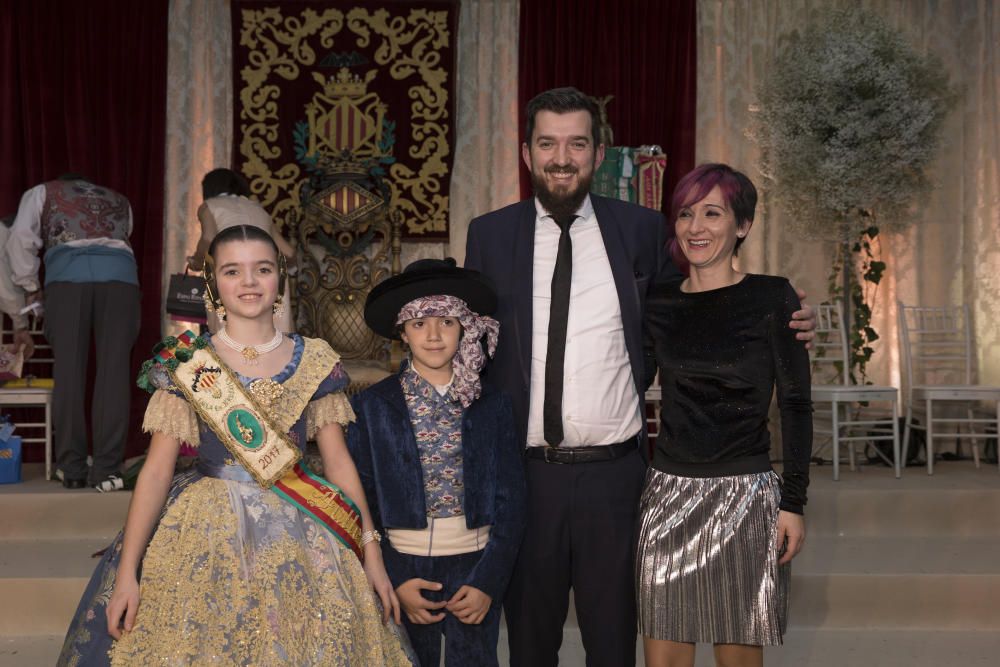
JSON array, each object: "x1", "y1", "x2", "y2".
[
  {"x1": 6, "y1": 175, "x2": 141, "y2": 491},
  {"x1": 0, "y1": 215, "x2": 35, "y2": 359}
]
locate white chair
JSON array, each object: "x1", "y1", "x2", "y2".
[
  {"x1": 810, "y1": 301, "x2": 901, "y2": 480},
  {"x1": 897, "y1": 302, "x2": 1000, "y2": 475},
  {"x1": 0, "y1": 316, "x2": 54, "y2": 480}
]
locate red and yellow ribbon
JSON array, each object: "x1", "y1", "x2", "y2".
[{"x1": 273, "y1": 463, "x2": 363, "y2": 560}]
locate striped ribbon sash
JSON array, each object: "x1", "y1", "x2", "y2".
[
  {"x1": 273, "y1": 464, "x2": 363, "y2": 559},
  {"x1": 163, "y1": 333, "x2": 363, "y2": 560}
]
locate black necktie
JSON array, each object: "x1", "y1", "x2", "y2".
[{"x1": 543, "y1": 214, "x2": 576, "y2": 446}]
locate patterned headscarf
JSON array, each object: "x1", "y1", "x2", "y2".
[{"x1": 396, "y1": 294, "x2": 500, "y2": 408}]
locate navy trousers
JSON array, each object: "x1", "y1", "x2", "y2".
[{"x1": 382, "y1": 543, "x2": 502, "y2": 667}]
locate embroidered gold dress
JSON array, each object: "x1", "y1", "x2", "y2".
[{"x1": 58, "y1": 335, "x2": 415, "y2": 666}]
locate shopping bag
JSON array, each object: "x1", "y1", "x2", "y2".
[{"x1": 166, "y1": 269, "x2": 207, "y2": 323}]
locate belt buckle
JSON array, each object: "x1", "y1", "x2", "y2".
[{"x1": 544, "y1": 446, "x2": 567, "y2": 464}]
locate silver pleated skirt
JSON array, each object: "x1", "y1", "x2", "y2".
[{"x1": 635, "y1": 468, "x2": 789, "y2": 645}]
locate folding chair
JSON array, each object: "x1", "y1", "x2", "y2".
[
  {"x1": 810, "y1": 301, "x2": 901, "y2": 480},
  {"x1": 897, "y1": 302, "x2": 1000, "y2": 475},
  {"x1": 0, "y1": 315, "x2": 54, "y2": 479}
]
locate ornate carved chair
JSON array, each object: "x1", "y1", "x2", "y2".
[{"x1": 294, "y1": 154, "x2": 402, "y2": 394}]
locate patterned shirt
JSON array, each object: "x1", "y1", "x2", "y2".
[{"x1": 401, "y1": 366, "x2": 466, "y2": 518}]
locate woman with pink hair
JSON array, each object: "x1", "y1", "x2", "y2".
[{"x1": 637, "y1": 163, "x2": 812, "y2": 667}]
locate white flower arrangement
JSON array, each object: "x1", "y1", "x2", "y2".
[
  {"x1": 749, "y1": 8, "x2": 956, "y2": 240},
  {"x1": 749, "y1": 8, "x2": 956, "y2": 382}
]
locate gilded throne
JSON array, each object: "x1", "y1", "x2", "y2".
[
  {"x1": 292, "y1": 68, "x2": 403, "y2": 393},
  {"x1": 295, "y1": 155, "x2": 402, "y2": 393}
]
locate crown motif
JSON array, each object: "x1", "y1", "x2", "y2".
[
  {"x1": 311, "y1": 67, "x2": 377, "y2": 99},
  {"x1": 315, "y1": 151, "x2": 371, "y2": 178}
]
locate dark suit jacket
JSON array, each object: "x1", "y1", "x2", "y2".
[
  {"x1": 464, "y1": 194, "x2": 679, "y2": 445},
  {"x1": 347, "y1": 375, "x2": 527, "y2": 601}
]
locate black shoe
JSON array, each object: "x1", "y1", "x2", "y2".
[{"x1": 62, "y1": 478, "x2": 87, "y2": 489}]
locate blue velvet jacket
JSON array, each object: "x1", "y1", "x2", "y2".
[{"x1": 347, "y1": 373, "x2": 527, "y2": 601}]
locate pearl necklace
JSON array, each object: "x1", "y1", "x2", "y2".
[{"x1": 216, "y1": 327, "x2": 283, "y2": 365}]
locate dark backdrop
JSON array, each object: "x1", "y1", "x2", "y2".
[
  {"x1": 518, "y1": 0, "x2": 697, "y2": 232},
  {"x1": 1, "y1": 0, "x2": 169, "y2": 460}
]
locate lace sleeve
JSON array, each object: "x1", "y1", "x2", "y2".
[
  {"x1": 142, "y1": 389, "x2": 200, "y2": 446},
  {"x1": 305, "y1": 392, "x2": 356, "y2": 440}
]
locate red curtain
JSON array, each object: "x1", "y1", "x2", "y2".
[
  {"x1": 1, "y1": 0, "x2": 168, "y2": 458},
  {"x1": 518, "y1": 0, "x2": 697, "y2": 225}
]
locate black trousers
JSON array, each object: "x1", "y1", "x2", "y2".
[
  {"x1": 44, "y1": 281, "x2": 141, "y2": 482},
  {"x1": 504, "y1": 447, "x2": 647, "y2": 667}
]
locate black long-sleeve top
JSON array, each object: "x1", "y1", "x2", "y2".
[{"x1": 643, "y1": 274, "x2": 812, "y2": 514}]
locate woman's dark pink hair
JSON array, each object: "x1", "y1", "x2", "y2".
[{"x1": 670, "y1": 163, "x2": 757, "y2": 254}]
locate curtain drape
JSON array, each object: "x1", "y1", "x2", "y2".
[
  {"x1": 162, "y1": 0, "x2": 234, "y2": 333},
  {"x1": 1, "y1": 0, "x2": 168, "y2": 457},
  {"x1": 518, "y1": 0, "x2": 698, "y2": 219},
  {"x1": 697, "y1": 0, "x2": 1000, "y2": 388},
  {"x1": 448, "y1": 0, "x2": 521, "y2": 263}
]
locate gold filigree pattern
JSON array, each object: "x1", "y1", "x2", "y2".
[
  {"x1": 268, "y1": 336, "x2": 346, "y2": 433},
  {"x1": 142, "y1": 389, "x2": 201, "y2": 446},
  {"x1": 249, "y1": 377, "x2": 285, "y2": 408},
  {"x1": 306, "y1": 392, "x2": 356, "y2": 440},
  {"x1": 236, "y1": 4, "x2": 453, "y2": 236},
  {"x1": 109, "y1": 477, "x2": 412, "y2": 665}
]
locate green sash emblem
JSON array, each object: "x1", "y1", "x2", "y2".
[{"x1": 226, "y1": 408, "x2": 264, "y2": 449}]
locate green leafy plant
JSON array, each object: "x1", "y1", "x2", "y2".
[{"x1": 750, "y1": 8, "x2": 956, "y2": 383}]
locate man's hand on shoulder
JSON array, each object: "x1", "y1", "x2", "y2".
[{"x1": 789, "y1": 287, "x2": 816, "y2": 349}]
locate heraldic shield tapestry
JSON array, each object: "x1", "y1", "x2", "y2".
[{"x1": 231, "y1": 1, "x2": 457, "y2": 239}]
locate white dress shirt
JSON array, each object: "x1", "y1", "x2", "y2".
[
  {"x1": 7, "y1": 183, "x2": 134, "y2": 292},
  {"x1": 0, "y1": 223, "x2": 28, "y2": 330},
  {"x1": 526, "y1": 195, "x2": 642, "y2": 448}
]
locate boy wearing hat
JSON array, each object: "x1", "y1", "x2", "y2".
[{"x1": 347, "y1": 258, "x2": 527, "y2": 667}]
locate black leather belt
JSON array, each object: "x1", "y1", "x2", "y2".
[{"x1": 526, "y1": 436, "x2": 639, "y2": 464}]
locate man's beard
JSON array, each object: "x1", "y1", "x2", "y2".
[{"x1": 532, "y1": 164, "x2": 593, "y2": 219}]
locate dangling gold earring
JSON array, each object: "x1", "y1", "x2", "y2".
[
  {"x1": 203, "y1": 258, "x2": 225, "y2": 320},
  {"x1": 272, "y1": 295, "x2": 284, "y2": 317}
]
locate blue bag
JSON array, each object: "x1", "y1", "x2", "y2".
[
  {"x1": 0, "y1": 435, "x2": 21, "y2": 484},
  {"x1": 0, "y1": 416, "x2": 22, "y2": 484}
]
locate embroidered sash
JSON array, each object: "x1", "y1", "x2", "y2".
[{"x1": 157, "y1": 331, "x2": 363, "y2": 560}]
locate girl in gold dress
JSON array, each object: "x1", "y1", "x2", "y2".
[{"x1": 59, "y1": 225, "x2": 415, "y2": 666}]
